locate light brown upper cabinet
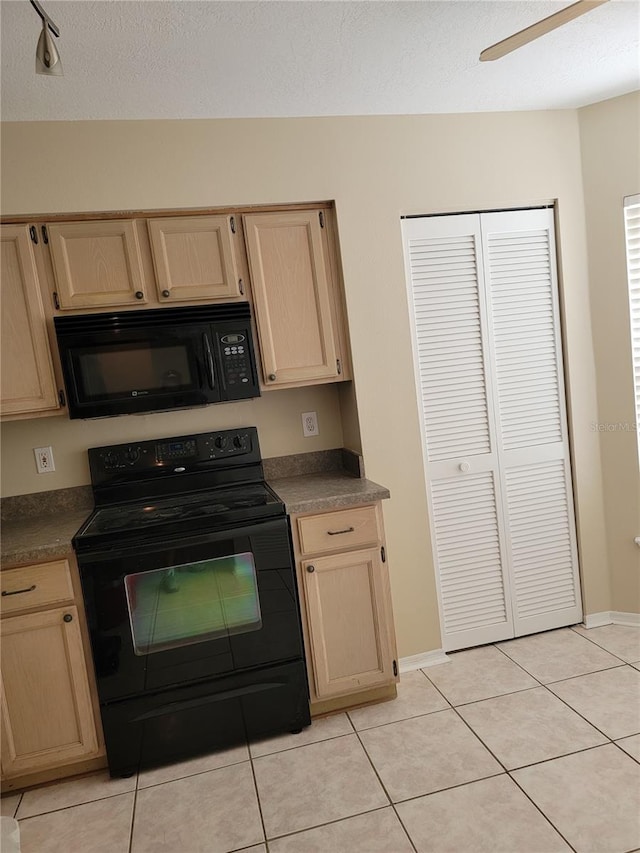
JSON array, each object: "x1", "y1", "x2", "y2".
[
  {"x1": 47, "y1": 220, "x2": 148, "y2": 310},
  {"x1": 148, "y1": 215, "x2": 243, "y2": 302},
  {"x1": 1, "y1": 225, "x2": 61, "y2": 417},
  {"x1": 243, "y1": 209, "x2": 349, "y2": 388}
]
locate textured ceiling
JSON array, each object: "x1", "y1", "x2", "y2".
[{"x1": 1, "y1": 0, "x2": 639, "y2": 122}]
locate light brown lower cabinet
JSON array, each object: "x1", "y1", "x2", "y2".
[
  {"x1": 0, "y1": 558, "x2": 104, "y2": 787},
  {"x1": 290, "y1": 502, "x2": 399, "y2": 712}
]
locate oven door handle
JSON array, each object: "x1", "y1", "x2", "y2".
[
  {"x1": 132, "y1": 680, "x2": 287, "y2": 722},
  {"x1": 203, "y1": 333, "x2": 216, "y2": 390}
]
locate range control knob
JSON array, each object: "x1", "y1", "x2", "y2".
[
  {"x1": 125, "y1": 447, "x2": 140, "y2": 464},
  {"x1": 103, "y1": 451, "x2": 119, "y2": 468},
  {"x1": 233, "y1": 435, "x2": 243, "y2": 449},
  {"x1": 214, "y1": 436, "x2": 228, "y2": 450}
]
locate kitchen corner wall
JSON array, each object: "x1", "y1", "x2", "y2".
[
  {"x1": 578, "y1": 91, "x2": 640, "y2": 614},
  {"x1": 0, "y1": 110, "x2": 611, "y2": 657}
]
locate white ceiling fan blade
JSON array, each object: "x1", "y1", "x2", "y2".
[{"x1": 480, "y1": 0, "x2": 610, "y2": 61}]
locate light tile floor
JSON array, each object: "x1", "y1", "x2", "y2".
[{"x1": 2, "y1": 624, "x2": 639, "y2": 853}]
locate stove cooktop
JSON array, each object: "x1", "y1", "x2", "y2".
[{"x1": 74, "y1": 483, "x2": 284, "y2": 551}]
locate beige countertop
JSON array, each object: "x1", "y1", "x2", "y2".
[
  {"x1": 1, "y1": 508, "x2": 92, "y2": 569},
  {"x1": 1, "y1": 472, "x2": 389, "y2": 568},
  {"x1": 268, "y1": 473, "x2": 390, "y2": 514}
]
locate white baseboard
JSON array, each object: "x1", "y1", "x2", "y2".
[
  {"x1": 583, "y1": 611, "x2": 640, "y2": 629},
  {"x1": 399, "y1": 649, "x2": 448, "y2": 673}
]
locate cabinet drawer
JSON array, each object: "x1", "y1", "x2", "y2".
[
  {"x1": 1, "y1": 560, "x2": 74, "y2": 615},
  {"x1": 297, "y1": 506, "x2": 380, "y2": 555}
]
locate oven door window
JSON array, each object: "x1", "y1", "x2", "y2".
[{"x1": 124, "y1": 552, "x2": 261, "y2": 655}]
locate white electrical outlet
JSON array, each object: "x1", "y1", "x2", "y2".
[
  {"x1": 34, "y1": 446, "x2": 55, "y2": 474},
  {"x1": 301, "y1": 411, "x2": 319, "y2": 438}
]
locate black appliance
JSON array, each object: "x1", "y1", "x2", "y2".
[
  {"x1": 73, "y1": 427, "x2": 310, "y2": 778},
  {"x1": 54, "y1": 303, "x2": 260, "y2": 419}
]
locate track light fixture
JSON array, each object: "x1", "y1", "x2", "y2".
[{"x1": 30, "y1": 0, "x2": 62, "y2": 76}]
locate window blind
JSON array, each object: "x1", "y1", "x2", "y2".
[{"x1": 623, "y1": 194, "x2": 640, "y2": 462}]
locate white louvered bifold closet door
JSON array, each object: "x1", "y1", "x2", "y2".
[
  {"x1": 481, "y1": 209, "x2": 581, "y2": 637},
  {"x1": 623, "y1": 196, "x2": 640, "y2": 461},
  {"x1": 403, "y1": 209, "x2": 582, "y2": 651},
  {"x1": 403, "y1": 215, "x2": 514, "y2": 650}
]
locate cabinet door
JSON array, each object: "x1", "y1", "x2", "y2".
[
  {"x1": 1, "y1": 225, "x2": 60, "y2": 416},
  {"x1": 0, "y1": 606, "x2": 98, "y2": 778},
  {"x1": 244, "y1": 210, "x2": 341, "y2": 386},
  {"x1": 47, "y1": 220, "x2": 147, "y2": 309},
  {"x1": 148, "y1": 216, "x2": 241, "y2": 302},
  {"x1": 301, "y1": 547, "x2": 396, "y2": 699}
]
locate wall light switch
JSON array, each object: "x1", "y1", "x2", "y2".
[
  {"x1": 302, "y1": 411, "x2": 319, "y2": 438},
  {"x1": 34, "y1": 446, "x2": 55, "y2": 473}
]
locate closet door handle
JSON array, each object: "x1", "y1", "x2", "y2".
[{"x1": 458, "y1": 461, "x2": 471, "y2": 473}]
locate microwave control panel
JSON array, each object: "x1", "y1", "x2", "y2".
[
  {"x1": 218, "y1": 331, "x2": 254, "y2": 390},
  {"x1": 216, "y1": 329, "x2": 259, "y2": 399}
]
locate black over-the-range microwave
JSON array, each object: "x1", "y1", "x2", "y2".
[{"x1": 54, "y1": 303, "x2": 261, "y2": 419}]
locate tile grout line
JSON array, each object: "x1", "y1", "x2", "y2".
[
  {"x1": 347, "y1": 715, "x2": 422, "y2": 853},
  {"x1": 569, "y1": 624, "x2": 640, "y2": 665},
  {"x1": 611, "y1": 739, "x2": 640, "y2": 766},
  {"x1": 389, "y1": 803, "x2": 420, "y2": 853},
  {"x1": 248, "y1": 746, "x2": 269, "y2": 851},
  {"x1": 540, "y1": 677, "x2": 631, "y2": 743},
  {"x1": 355, "y1": 675, "x2": 504, "y2": 852},
  {"x1": 136, "y1": 756, "x2": 249, "y2": 792},
  {"x1": 12, "y1": 784, "x2": 137, "y2": 823},
  {"x1": 444, "y1": 664, "x2": 626, "y2": 774},
  {"x1": 495, "y1": 626, "x2": 633, "y2": 682},
  {"x1": 353, "y1": 672, "x2": 580, "y2": 853},
  {"x1": 127, "y1": 776, "x2": 140, "y2": 853},
  {"x1": 507, "y1": 741, "x2": 618, "y2": 773},
  {"x1": 447, "y1": 691, "x2": 582, "y2": 852},
  {"x1": 491, "y1": 640, "x2": 550, "y2": 684},
  {"x1": 262, "y1": 804, "x2": 398, "y2": 848},
  {"x1": 431, "y1": 682, "x2": 542, "y2": 709},
  {"x1": 542, "y1": 662, "x2": 627, "y2": 686},
  {"x1": 506, "y1": 770, "x2": 579, "y2": 853},
  {"x1": 250, "y1": 729, "x2": 354, "y2": 760},
  {"x1": 350, "y1": 723, "x2": 396, "y2": 808}
]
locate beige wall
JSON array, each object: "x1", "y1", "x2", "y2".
[
  {"x1": 0, "y1": 385, "x2": 345, "y2": 495},
  {"x1": 0, "y1": 111, "x2": 610, "y2": 656},
  {"x1": 578, "y1": 92, "x2": 640, "y2": 614}
]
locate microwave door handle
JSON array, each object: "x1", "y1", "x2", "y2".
[{"x1": 203, "y1": 334, "x2": 216, "y2": 389}]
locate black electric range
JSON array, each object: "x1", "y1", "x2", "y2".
[{"x1": 74, "y1": 427, "x2": 310, "y2": 777}]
